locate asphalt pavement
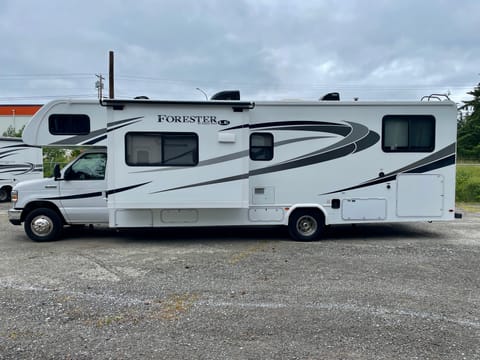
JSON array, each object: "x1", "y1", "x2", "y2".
[{"x1": 0, "y1": 202, "x2": 479, "y2": 359}]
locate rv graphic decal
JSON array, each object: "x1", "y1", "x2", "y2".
[
  {"x1": 106, "y1": 182, "x2": 151, "y2": 196},
  {"x1": 0, "y1": 146, "x2": 43, "y2": 175},
  {"x1": 150, "y1": 120, "x2": 380, "y2": 194},
  {"x1": 43, "y1": 182, "x2": 151, "y2": 201},
  {"x1": 52, "y1": 117, "x2": 144, "y2": 146},
  {"x1": 322, "y1": 143, "x2": 456, "y2": 195},
  {"x1": 132, "y1": 120, "x2": 376, "y2": 177},
  {"x1": 0, "y1": 162, "x2": 41, "y2": 175},
  {"x1": 45, "y1": 191, "x2": 104, "y2": 201}
]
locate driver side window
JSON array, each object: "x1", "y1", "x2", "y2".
[{"x1": 68, "y1": 153, "x2": 107, "y2": 180}]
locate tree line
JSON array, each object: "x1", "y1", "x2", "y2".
[{"x1": 457, "y1": 83, "x2": 480, "y2": 161}]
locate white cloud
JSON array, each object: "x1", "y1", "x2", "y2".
[{"x1": 0, "y1": 0, "x2": 478, "y2": 104}]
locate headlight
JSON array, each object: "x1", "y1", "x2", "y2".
[{"x1": 11, "y1": 190, "x2": 18, "y2": 203}]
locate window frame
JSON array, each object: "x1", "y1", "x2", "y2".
[
  {"x1": 382, "y1": 115, "x2": 436, "y2": 153},
  {"x1": 125, "y1": 132, "x2": 199, "y2": 167},
  {"x1": 48, "y1": 114, "x2": 91, "y2": 135},
  {"x1": 250, "y1": 132, "x2": 274, "y2": 161}
]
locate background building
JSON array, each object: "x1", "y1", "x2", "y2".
[{"x1": 0, "y1": 105, "x2": 42, "y2": 136}]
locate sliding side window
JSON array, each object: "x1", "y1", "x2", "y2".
[
  {"x1": 382, "y1": 115, "x2": 435, "y2": 152},
  {"x1": 49, "y1": 114, "x2": 90, "y2": 135},
  {"x1": 250, "y1": 133, "x2": 274, "y2": 161},
  {"x1": 126, "y1": 132, "x2": 198, "y2": 166}
]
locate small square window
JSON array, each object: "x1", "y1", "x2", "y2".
[{"x1": 250, "y1": 133, "x2": 273, "y2": 161}]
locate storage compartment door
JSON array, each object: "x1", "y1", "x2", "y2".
[
  {"x1": 396, "y1": 174, "x2": 444, "y2": 217},
  {"x1": 342, "y1": 198, "x2": 387, "y2": 221}
]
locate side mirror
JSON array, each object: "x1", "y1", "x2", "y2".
[{"x1": 53, "y1": 164, "x2": 61, "y2": 180}]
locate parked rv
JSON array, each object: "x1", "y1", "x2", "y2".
[
  {"x1": 0, "y1": 137, "x2": 43, "y2": 201},
  {"x1": 9, "y1": 93, "x2": 461, "y2": 241}
]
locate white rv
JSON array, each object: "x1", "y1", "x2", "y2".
[
  {"x1": 9, "y1": 94, "x2": 460, "y2": 241},
  {"x1": 0, "y1": 137, "x2": 43, "y2": 201}
]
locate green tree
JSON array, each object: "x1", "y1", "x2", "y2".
[
  {"x1": 457, "y1": 83, "x2": 480, "y2": 161},
  {"x1": 2, "y1": 125, "x2": 25, "y2": 137},
  {"x1": 43, "y1": 147, "x2": 82, "y2": 177}
]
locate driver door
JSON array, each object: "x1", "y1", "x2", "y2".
[{"x1": 59, "y1": 152, "x2": 108, "y2": 223}]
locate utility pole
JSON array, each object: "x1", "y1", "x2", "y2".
[
  {"x1": 109, "y1": 51, "x2": 115, "y2": 99},
  {"x1": 95, "y1": 74, "x2": 105, "y2": 99}
]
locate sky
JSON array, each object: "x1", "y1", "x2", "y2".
[{"x1": 0, "y1": 0, "x2": 479, "y2": 105}]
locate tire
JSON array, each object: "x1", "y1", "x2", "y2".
[
  {"x1": 0, "y1": 188, "x2": 9, "y2": 202},
  {"x1": 288, "y1": 210, "x2": 324, "y2": 241},
  {"x1": 24, "y1": 208, "x2": 63, "y2": 242}
]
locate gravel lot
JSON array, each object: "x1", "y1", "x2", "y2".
[{"x1": 0, "y1": 201, "x2": 479, "y2": 360}]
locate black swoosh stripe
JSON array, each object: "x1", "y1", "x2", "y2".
[
  {"x1": 384, "y1": 143, "x2": 456, "y2": 176},
  {"x1": 251, "y1": 143, "x2": 357, "y2": 176},
  {"x1": 106, "y1": 182, "x2": 151, "y2": 196},
  {"x1": 354, "y1": 131, "x2": 381, "y2": 153},
  {"x1": 152, "y1": 144, "x2": 359, "y2": 194},
  {"x1": 223, "y1": 120, "x2": 348, "y2": 132},
  {"x1": 0, "y1": 163, "x2": 39, "y2": 174},
  {"x1": 45, "y1": 191, "x2": 104, "y2": 201},
  {"x1": 150, "y1": 122, "x2": 380, "y2": 193},
  {"x1": 52, "y1": 117, "x2": 144, "y2": 145},
  {"x1": 322, "y1": 145, "x2": 456, "y2": 195},
  {"x1": 43, "y1": 182, "x2": 151, "y2": 201}
]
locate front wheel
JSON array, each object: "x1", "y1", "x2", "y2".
[
  {"x1": 0, "y1": 188, "x2": 10, "y2": 202},
  {"x1": 288, "y1": 210, "x2": 324, "y2": 241},
  {"x1": 24, "y1": 208, "x2": 63, "y2": 242}
]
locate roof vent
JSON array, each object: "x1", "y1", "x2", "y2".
[
  {"x1": 210, "y1": 90, "x2": 241, "y2": 101},
  {"x1": 320, "y1": 92, "x2": 340, "y2": 101}
]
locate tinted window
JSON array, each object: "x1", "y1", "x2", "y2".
[
  {"x1": 126, "y1": 132, "x2": 198, "y2": 166},
  {"x1": 382, "y1": 115, "x2": 435, "y2": 152},
  {"x1": 250, "y1": 133, "x2": 274, "y2": 161},
  {"x1": 49, "y1": 114, "x2": 91, "y2": 135},
  {"x1": 67, "y1": 153, "x2": 106, "y2": 180}
]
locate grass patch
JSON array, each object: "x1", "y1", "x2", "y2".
[{"x1": 456, "y1": 164, "x2": 480, "y2": 203}]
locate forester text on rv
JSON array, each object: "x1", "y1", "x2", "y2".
[{"x1": 158, "y1": 114, "x2": 227, "y2": 125}]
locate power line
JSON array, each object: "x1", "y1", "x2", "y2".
[{"x1": 0, "y1": 73, "x2": 93, "y2": 80}]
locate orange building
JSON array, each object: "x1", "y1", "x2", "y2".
[{"x1": 0, "y1": 104, "x2": 42, "y2": 135}]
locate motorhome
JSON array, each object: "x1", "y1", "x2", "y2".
[
  {"x1": 9, "y1": 93, "x2": 460, "y2": 241},
  {"x1": 0, "y1": 137, "x2": 42, "y2": 201}
]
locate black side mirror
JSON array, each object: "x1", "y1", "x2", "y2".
[{"x1": 53, "y1": 164, "x2": 61, "y2": 180}]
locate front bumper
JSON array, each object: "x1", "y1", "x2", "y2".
[{"x1": 8, "y1": 208, "x2": 22, "y2": 225}]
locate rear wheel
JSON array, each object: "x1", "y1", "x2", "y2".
[
  {"x1": 288, "y1": 210, "x2": 324, "y2": 241},
  {"x1": 24, "y1": 208, "x2": 63, "y2": 242}
]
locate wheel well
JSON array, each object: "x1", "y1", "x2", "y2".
[
  {"x1": 288, "y1": 207, "x2": 326, "y2": 224},
  {"x1": 21, "y1": 202, "x2": 66, "y2": 224},
  {"x1": 0, "y1": 186, "x2": 12, "y2": 201}
]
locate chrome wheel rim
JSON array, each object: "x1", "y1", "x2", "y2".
[
  {"x1": 30, "y1": 216, "x2": 53, "y2": 237},
  {"x1": 296, "y1": 215, "x2": 317, "y2": 236}
]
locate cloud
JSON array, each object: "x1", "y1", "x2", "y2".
[{"x1": 0, "y1": 0, "x2": 478, "y2": 103}]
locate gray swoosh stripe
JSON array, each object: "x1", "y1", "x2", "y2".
[
  {"x1": 130, "y1": 136, "x2": 332, "y2": 174},
  {"x1": 150, "y1": 173, "x2": 249, "y2": 194},
  {"x1": 52, "y1": 117, "x2": 143, "y2": 145}
]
